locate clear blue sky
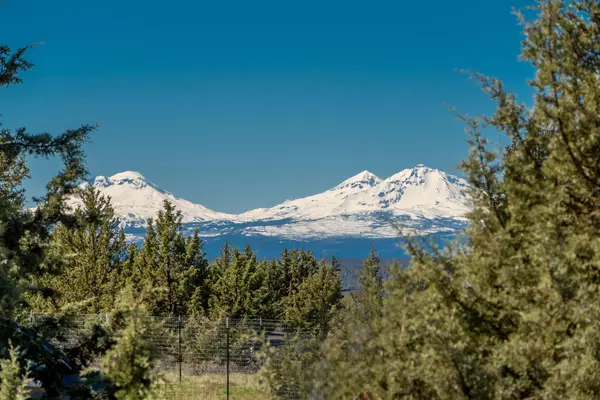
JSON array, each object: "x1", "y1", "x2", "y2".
[{"x1": 2, "y1": 0, "x2": 533, "y2": 213}]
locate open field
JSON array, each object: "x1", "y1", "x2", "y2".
[{"x1": 157, "y1": 373, "x2": 270, "y2": 400}]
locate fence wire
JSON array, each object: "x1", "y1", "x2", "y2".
[{"x1": 23, "y1": 312, "x2": 316, "y2": 399}]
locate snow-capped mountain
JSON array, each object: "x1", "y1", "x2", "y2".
[
  {"x1": 68, "y1": 171, "x2": 235, "y2": 228},
  {"x1": 236, "y1": 164, "x2": 470, "y2": 239},
  {"x1": 239, "y1": 164, "x2": 468, "y2": 222},
  {"x1": 67, "y1": 165, "x2": 471, "y2": 242}
]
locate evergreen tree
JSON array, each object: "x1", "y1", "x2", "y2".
[
  {"x1": 283, "y1": 257, "x2": 342, "y2": 336},
  {"x1": 133, "y1": 200, "x2": 203, "y2": 316},
  {"x1": 185, "y1": 229, "x2": 210, "y2": 317},
  {"x1": 153, "y1": 200, "x2": 187, "y2": 315},
  {"x1": 0, "y1": 344, "x2": 27, "y2": 400},
  {"x1": 357, "y1": 245, "x2": 384, "y2": 319},
  {"x1": 100, "y1": 288, "x2": 161, "y2": 400},
  {"x1": 33, "y1": 187, "x2": 127, "y2": 313},
  {"x1": 252, "y1": 258, "x2": 287, "y2": 319},
  {"x1": 121, "y1": 241, "x2": 139, "y2": 282},
  {"x1": 0, "y1": 43, "x2": 101, "y2": 396},
  {"x1": 330, "y1": 254, "x2": 342, "y2": 275},
  {"x1": 279, "y1": 249, "x2": 319, "y2": 313},
  {"x1": 0, "y1": 46, "x2": 95, "y2": 316},
  {"x1": 209, "y1": 244, "x2": 260, "y2": 318},
  {"x1": 131, "y1": 222, "x2": 158, "y2": 293},
  {"x1": 291, "y1": 1, "x2": 600, "y2": 398}
]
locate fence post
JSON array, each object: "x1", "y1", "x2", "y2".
[
  {"x1": 178, "y1": 315, "x2": 182, "y2": 384},
  {"x1": 29, "y1": 309, "x2": 33, "y2": 325},
  {"x1": 226, "y1": 317, "x2": 230, "y2": 400},
  {"x1": 99, "y1": 312, "x2": 103, "y2": 325}
]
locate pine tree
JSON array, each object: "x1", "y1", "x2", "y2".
[
  {"x1": 358, "y1": 244, "x2": 384, "y2": 319},
  {"x1": 133, "y1": 200, "x2": 200, "y2": 316},
  {"x1": 283, "y1": 257, "x2": 342, "y2": 336},
  {"x1": 209, "y1": 244, "x2": 260, "y2": 318},
  {"x1": 33, "y1": 187, "x2": 127, "y2": 313},
  {"x1": 0, "y1": 46, "x2": 95, "y2": 317},
  {"x1": 184, "y1": 229, "x2": 210, "y2": 317},
  {"x1": 330, "y1": 254, "x2": 342, "y2": 275},
  {"x1": 251, "y1": 259, "x2": 286, "y2": 319},
  {"x1": 122, "y1": 241, "x2": 139, "y2": 282}
]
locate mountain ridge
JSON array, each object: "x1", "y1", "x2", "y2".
[{"x1": 67, "y1": 165, "x2": 471, "y2": 241}]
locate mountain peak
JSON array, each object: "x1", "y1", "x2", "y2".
[
  {"x1": 90, "y1": 171, "x2": 155, "y2": 190},
  {"x1": 109, "y1": 171, "x2": 147, "y2": 182},
  {"x1": 385, "y1": 164, "x2": 438, "y2": 182},
  {"x1": 70, "y1": 166, "x2": 470, "y2": 240},
  {"x1": 334, "y1": 170, "x2": 381, "y2": 190}
]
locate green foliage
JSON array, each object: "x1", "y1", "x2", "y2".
[
  {"x1": 278, "y1": 1, "x2": 600, "y2": 398},
  {"x1": 0, "y1": 46, "x2": 95, "y2": 318},
  {"x1": 259, "y1": 335, "x2": 321, "y2": 399},
  {"x1": 283, "y1": 257, "x2": 342, "y2": 337},
  {"x1": 32, "y1": 187, "x2": 127, "y2": 313},
  {"x1": 207, "y1": 244, "x2": 343, "y2": 333},
  {"x1": 132, "y1": 200, "x2": 209, "y2": 317},
  {"x1": 357, "y1": 245, "x2": 384, "y2": 319},
  {"x1": 100, "y1": 288, "x2": 161, "y2": 400},
  {"x1": 261, "y1": 252, "x2": 389, "y2": 399},
  {"x1": 0, "y1": 343, "x2": 27, "y2": 400},
  {"x1": 0, "y1": 42, "x2": 101, "y2": 397},
  {"x1": 209, "y1": 244, "x2": 261, "y2": 319},
  {"x1": 185, "y1": 229, "x2": 211, "y2": 317}
]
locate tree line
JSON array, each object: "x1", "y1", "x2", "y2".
[
  {"x1": 6, "y1": 0, "x2": 600, "y2": 398},
  {"x1": 0, "y1": 40, "x2": 352, "y2": 398},
  {"x1": 29, "y1": 188, "x2": 347, "y2": 337}
]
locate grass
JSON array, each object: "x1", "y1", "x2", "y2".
[{"x1": 157, "y1": 372, "x2": 271, "y2": 400}]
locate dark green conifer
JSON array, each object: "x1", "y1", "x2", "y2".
[
  {"x1": 0, "y1": 43, "x2": 100, "y2": 396},
  {"x1": 133, "y1": 200, "x2": 202, "y2": 316},
  {"x1": 34, "y1": 187, "x2": 127, "y2": 313}
]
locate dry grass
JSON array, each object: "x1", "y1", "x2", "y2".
[{"x1": 156, "y1": 372, "x2": 271, "y2": 400}]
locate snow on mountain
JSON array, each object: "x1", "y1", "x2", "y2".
[
  {"x1": 377, "y1": 164, "x2": 469, "y2": 217},
  {"x1": 238, "y1": 164, "x2": 470, "y2": 223},
  {"x1": 68, "y1": 171, "x2": 235, "y2": 227},
  {"x1": 69, "y1": 165, "x2": 471, "y2": 239}
]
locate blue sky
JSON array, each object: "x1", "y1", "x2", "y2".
[{"x1": 2, "y1": 0, "x2": 533, "y2": 213}]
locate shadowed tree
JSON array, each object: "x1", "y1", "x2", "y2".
[{"x1": 0, "y1": 43, "x2": 102, "y2": 397}]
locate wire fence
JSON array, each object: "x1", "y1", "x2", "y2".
[{"x1": 23, "y1": 312, "x2": 316, "y2": 399}]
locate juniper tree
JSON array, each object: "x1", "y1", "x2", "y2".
[
  {"x1": 0, "y1": 344, "x2": 28, "y2": 400},
  {"x1": 249, "y1": 258, "x2": 287, "y2": 319},
  {"x1": 209, "y1": 244, "x2": 260, "y2": 318},
  {"x1": 358, "y1": 245, "x2": 384, "y2": 319},
  {"x1": 100, "y1": 288, "x2": 161, "y2": 400},
  {"x1": 297, "y1": 1, "x2": 600, "y2": 398},
  {"x1": 184, "y1": 228, "x2": 211, "y2": 317},
  {"x1": 283, "y1": 256, "x2": 342, "y2": 337},
  {"x1": 131, "y1": 222, "x2": 158, "y2": 293},
  {"x1": 121, "y1": 241, "x2": 139, "y2": 282}
]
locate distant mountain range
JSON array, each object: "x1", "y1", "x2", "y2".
[{"x1": 67, "y1": 165, "x2": 471, "y2": 258}]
